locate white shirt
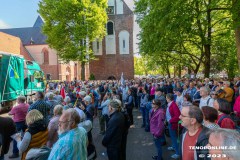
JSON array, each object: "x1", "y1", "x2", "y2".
[
  {"x1": 176, "y1": 95, "x2": 183, "y2": 111},
  {"x1": 199, "y1": 95, "x2": 214, "y2": 109}
]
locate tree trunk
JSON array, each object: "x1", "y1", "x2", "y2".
[
  {"x1": 167, "y1": 67, "x2": 171, "y2": 78},
  {"x1": 81, "y1": 62, "x2": 85, "y2": 80},
  {"x1": 235, "y1": 27, "x2": 240, "y2": 72},
  {"x1": 204, "y1": 4, "x2": 212, "y2": 78},
  {"x1": 173, "y1": 66, "x2": 176, "y2": 77},
  {"x1": 178, "y1": 65, "x2": 181, "y2": 78},
  {"x1": 204, "y1": 44, "x2": 211, "y2": 78}
]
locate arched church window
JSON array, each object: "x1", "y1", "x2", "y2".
[{"x1": 107, "y1": 21, "x2": 114, "y2": 35}]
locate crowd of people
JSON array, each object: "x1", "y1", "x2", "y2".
[{"x1": 0, "y1": 77, "x2": 240, "y2": 160}]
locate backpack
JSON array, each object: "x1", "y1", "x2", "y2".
[{"x1": 217, "y1": 114, "x2": 240, "y2": 132}]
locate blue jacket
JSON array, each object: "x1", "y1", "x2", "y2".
[{"x1": 140, "y1": 93, "x2": 149, "y2": 108}]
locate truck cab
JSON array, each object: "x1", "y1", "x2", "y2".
[{"x1": 0, "y1": 52, "x2": 45, "y2": 110}]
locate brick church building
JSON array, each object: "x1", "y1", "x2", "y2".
[
  {"x1": 90, "y1": 0, "x2": 134, "y2": 80},
  {"x1": 0, "y1": 0, "x2": 134, "y2": 80}
]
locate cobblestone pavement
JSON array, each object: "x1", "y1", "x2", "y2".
[{"x1": 3, "y1": 109, "x2": 177, "y2": 160}]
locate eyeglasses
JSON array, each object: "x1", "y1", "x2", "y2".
[
  {"x1": 180, "y1": 114, "x2": 190, "y2": 118},
  {"x1": 152, "y1": 102, "x2": 156, "y2": 105},
  {"x1": 58, "y1": 120, "x2": 73, "y2": 125}
]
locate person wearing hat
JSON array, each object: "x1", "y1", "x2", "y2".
[{"x1": 102, "y1": 100, "x2": 125, "y2": 160}]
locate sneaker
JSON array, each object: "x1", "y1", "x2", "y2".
[
  {"x1": 167, "y1": 147, "x2": 175, "y2": 151},
  {"x1": 9, "y1": 153, "x2": 19, "y2": 159},
  {"x1": 152, "y1": 156, "x2": 158, "y2": 159},
  {"x1": 171, "y1": 154, "x2": 180, "y2": 159}
]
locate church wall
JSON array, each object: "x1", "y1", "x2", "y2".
[{"x1": 89, "y1": 1, "x2": 134, "y2": 80}]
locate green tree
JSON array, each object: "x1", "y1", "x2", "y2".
[
  {"x1": 135, "y1": 0, "x2": 238, "y2": 78},
  {"x1": 232, "y1": 0, "x2": 240, "y2": 72},
  {"x1": 38, "y1": 0, "x2": 108, "y2": 80}
]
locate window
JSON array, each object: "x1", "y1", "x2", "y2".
[
  {"x1": 107, "y1": 6, "x2": 114, "y2": 14},
  {"x1": 119, "y1": 30, "x2": 130, "y2": 54},
  {"x1": 97, "y1": 41, "x2": 100, "y2": 52},
  {"x1": 92, "y1": 39, "x2": 102, "y2": 55},
  {"x1": 107, "y1": 22, "x2": 114, "y2": 35}
]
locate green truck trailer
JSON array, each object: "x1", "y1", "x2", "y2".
[{"x1": 0, "y1": 52, "x2": 45, "y2": 110}]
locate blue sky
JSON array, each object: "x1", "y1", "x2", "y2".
[{"x1": 0, "y1": 0, "x2": 41, "y2": 28}]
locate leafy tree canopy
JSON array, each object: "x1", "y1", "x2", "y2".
[{"x1": 38, "y1": 0, "x2": 108, "y2": 62}]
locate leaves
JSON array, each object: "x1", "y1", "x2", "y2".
[
  {"x1": 38, "y1": 0, "x2": 108, "y2": 62},
  {"x1": 135, "y1": 0, "x2": 239, "y2": 77}
]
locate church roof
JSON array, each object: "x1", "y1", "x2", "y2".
[{"x1": 0, "y1": 27, "x2": 47, "y2": 45}]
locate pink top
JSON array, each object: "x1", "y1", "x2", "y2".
[
  {"x1": 9, "y1": 103, "x2": 29, "y2": 122},
  {"x1": 150, "y1": 86, "x2": 155, "y2": 95},
  {"x1": 234, "y1": 96, "x2": 240, "y2": 117}
]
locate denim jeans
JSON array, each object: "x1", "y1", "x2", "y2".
[
  {"x1": 12, "y1": 121, "x2": 27, "y2": 154},
  {"x1": 168, "y1": 123, "x2": 179, "y2": 155},
  {"x1": 153, "y1": 135, "x2": 165, "y2": 160},
  {"x1": 140, "y1": 107, "x2": 146, "y2": 126},
  {"x1": 145, "y1": 102, "x2": 152, "y2": 131},
  {"x1": 0, "y1": 155, "x2": 4, "y2": 160}
]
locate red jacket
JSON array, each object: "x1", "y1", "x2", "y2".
[{"x1": 169, "y1": 101, "x2": 181, "y2": 130}]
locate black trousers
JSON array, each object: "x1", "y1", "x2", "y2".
[
  {"x1": 126, "y1": 108, "x2": 133, "y2": 125},
  {"x1": 107, "y1": 148, "x2": 120, "y2": 160}
]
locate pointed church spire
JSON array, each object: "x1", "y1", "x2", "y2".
[{"x1": 33, "y1": 15, "x2": 44, "y2": 28}]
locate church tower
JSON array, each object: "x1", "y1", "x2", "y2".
[{"x1": 89, "y1": 0, "x2": 134, "y2": 80}]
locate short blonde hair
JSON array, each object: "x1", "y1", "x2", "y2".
[{"x1": 26, "y1": 109, "x2": 43, "y2": 125}]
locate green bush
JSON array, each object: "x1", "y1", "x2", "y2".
[{"x1": 89, "y1": 73, "x2": 95, "y2": 80}]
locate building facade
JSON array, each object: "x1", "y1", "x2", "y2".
[{"x1": 90, "y1": 0, "x2": 134, "y2": 80}]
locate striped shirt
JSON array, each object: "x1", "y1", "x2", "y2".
[{"x1": 48, "y1": 127, "x2": 87, "y2": 160}]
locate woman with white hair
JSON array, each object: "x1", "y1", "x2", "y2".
[
  {"x1": 63, "y1": 96, "x2": 73, "y2": 110},
  {"x1": 199, "y1": 86, "x2": 214, "y2": 108},
  {"x1": 80, "y1": 95, "x2": 95, "y2": 122}
]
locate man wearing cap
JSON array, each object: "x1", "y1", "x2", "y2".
[{"x1": 102, "y1": 100, "x2": 125, "y2": 160}]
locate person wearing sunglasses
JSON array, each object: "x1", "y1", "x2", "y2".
[{"x1": 150, "y1": 99, "x2": 165, "y2": 160}]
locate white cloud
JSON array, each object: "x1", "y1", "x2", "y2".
[{"x1": 0, "y1": 19, "x2": 11, "y2": 29}]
